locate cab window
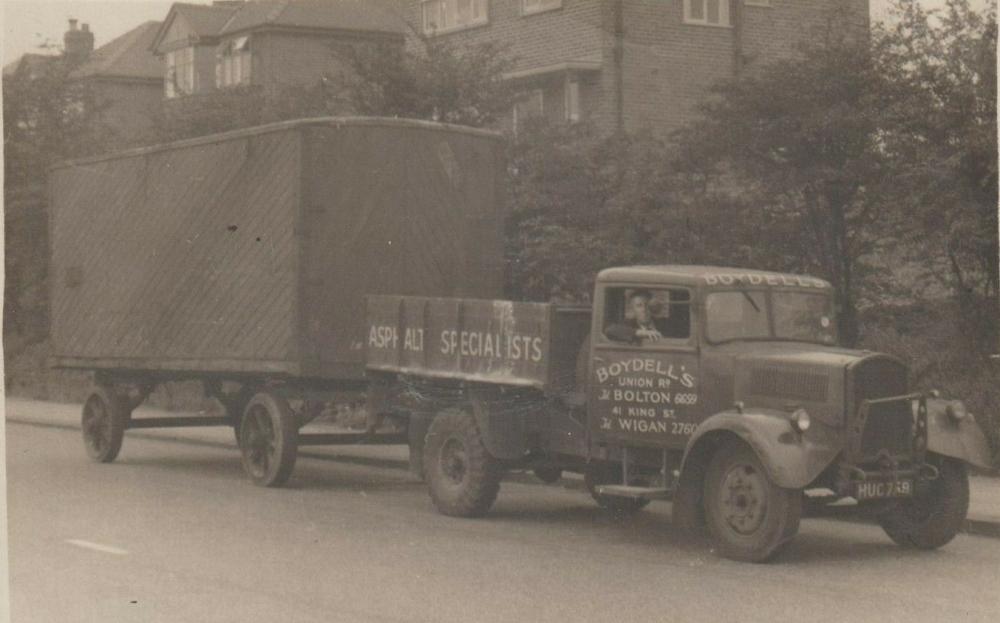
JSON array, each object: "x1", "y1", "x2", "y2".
[{"x1": 603, "y1": 287, "x2": 691, "y2": 345}]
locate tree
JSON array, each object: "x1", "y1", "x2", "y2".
[
  {"x1": 145, "y1": 83, "x2": 342, "y2": 144},
  {"x1": 671, "y1": 4, "x2": 885, "y2": 345},
  {"x1": 505, "y1": 120, "x2": 757, "y2": 302},
  {"x1": 875, "y1": 0, "x2": 998, "y2": 354},
  {"x1": 333, "y1": 37, "x2": 517, "y2": 128}
]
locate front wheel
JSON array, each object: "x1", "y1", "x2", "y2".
[
  {"x1": 239, "y1": 392, "x2": 298, "y2": 487},
  {"x1": 878, "y1": 457, "x2": 969, "y2": 550},
  {"x1": 423, "y1": 409, "x2": 502, "y2": 517},
  {"x1": 703, "y1": 442, "x2": 801, "y2": 563}
]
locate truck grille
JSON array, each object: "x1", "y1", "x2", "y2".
[
  {"x1": 750, "y1": 367, "x2": 828, "y2": 402},
  {"x1": 849, "y1": 357, "x2": 912, "y2": 462}
]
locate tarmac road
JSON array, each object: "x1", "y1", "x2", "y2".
[{"x1": 5, "y1": 417, "x2": 1000, "y2": 623}]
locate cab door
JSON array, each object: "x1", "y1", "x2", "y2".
[{"x1": 588, "y1": 284, "x2": 701, "y2": 449}]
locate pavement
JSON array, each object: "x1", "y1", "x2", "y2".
[{"x1": 5, "y1": 396, "x2": 1000, "y2": 539}]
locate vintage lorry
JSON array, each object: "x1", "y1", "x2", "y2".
[{"x1": 52, "y1": 118, "x2": 992, "y2": 562}]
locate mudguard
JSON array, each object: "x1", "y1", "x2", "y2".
[
  {"x1": 925, "y1": 398, "x2": 993, "y2": 470},
  {"x1": 469, "y1": 387, "x2": 529, "y2": 460},
  {"x1": 681, "y1": 409, "x2": 842, "y2": 489}
]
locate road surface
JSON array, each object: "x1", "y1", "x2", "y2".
[{"x1": 6, "y1": 418, "x2": 1000, "y2": 623}]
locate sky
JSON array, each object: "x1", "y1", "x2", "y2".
[{"x1": 1, "y1": 0, "x2": 994, "y2": 66}]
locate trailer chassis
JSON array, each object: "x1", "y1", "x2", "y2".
[{"x1": 81, "y1": 370, "x2": 410, "y2": 486}]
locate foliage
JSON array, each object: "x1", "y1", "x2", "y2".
[
  {"x1": 506, "y1": 121, "x2": 668, "y2": 301},
  {"x1": 670, "y1": 4, "x2": 884, "y2": 345},
  {"x1": 147, "y1": 37, "x2": 516, "y2": 143},
  {"x1": 145, "y1": 84, "x2": 340, "y2": 145},
  {"x1": 333, "y1": 37, "x2": 517, "y2": 128},
  {"x1": 874, "y1": 0, "x2": 998, "y2": 356}
]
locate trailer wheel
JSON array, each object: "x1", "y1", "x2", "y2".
[
  {"x1": 81, "y1": 386, "x2": 130, "y2": 463},
  {"x1": 424, "y1": 408, "x2": 502, "y2": 517},
  {"x1": 703, "y1": 441, "x2": 801, "y2": 563},
  {"x1": 878, "y1": 456, "x2": 968, "y2": 550},
  {"x1": 239, "y1": 392, "x2": 298, "y2": 487},
  {"x1": 584, "y1": 463, "x2": 650, "y2": 517},
  {"x1": 220, "y1": 385, "x2": 257, "y2": 447}
]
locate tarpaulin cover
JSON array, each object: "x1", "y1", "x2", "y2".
[{"x1": 49, "y1": 118, "x2": 505, "y2": 380}]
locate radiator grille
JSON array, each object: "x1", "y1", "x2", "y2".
[
  {"x1": 851, "y1": 357, "x2": 912, "y2": 461},
  {"x1": 750, "y1": 367, "x2": 829, "y2": 402}
]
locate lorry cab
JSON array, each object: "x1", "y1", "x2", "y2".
[
  {"x1": 580, "y1": 265, "x2": 990, "y2": 561},
  {"x1": 587, "y1": 265, "x2": 837, "y2": 452}
]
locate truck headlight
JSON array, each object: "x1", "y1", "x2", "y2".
[
  {"x1": 946, "y1": 401, "x2": 968, "y2": 421},
  {"x1": 791, "y1": 408, "x2": 811, "y2": 432}
]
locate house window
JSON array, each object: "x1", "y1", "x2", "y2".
[
  {"x1": 684, "y1": 0, "x2": 731, "y2": 27},
  {"x1": 165, "y1": 47, "x2": 195, "y2": 98},
  {"x1": 565, "y1": 79, "x2": 580, "y2": 122},
  {"x1": 216, "y1": 36, "x2": 252, "y2": 88},
  {"x1": 522, "y1": 0, "x2": 561, "y2": 15},
  {"x1": 422, "y1": 0, "x2": 488, "y2": 34}
]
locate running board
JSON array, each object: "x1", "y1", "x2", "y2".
[{"x1": 594, "y1": 485, "x2": 672, "y2": 500}]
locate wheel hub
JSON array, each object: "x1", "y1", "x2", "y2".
[
  {"x1": 721, "y1": 464, "x2": 767, "y2": 535},
  {"x1": 243, "y1": 406, "x2": 276, "y2": 477},
  {"x1": 440, "y1": 438, "x2": 467, "y2": 485}
]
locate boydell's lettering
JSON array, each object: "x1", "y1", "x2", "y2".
[
  {"x1": 703, "y1": 272, "x2": 827, "y2": 289},
  {"x1": 595, "y1": 358, "x2": 696, "y2": 389}
]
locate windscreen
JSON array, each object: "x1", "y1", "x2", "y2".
[{"x1": 706, "y1": 290, "x2": 836, "y2": 345}]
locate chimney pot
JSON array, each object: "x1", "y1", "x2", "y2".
[{"x1": 64, "y1": 18, "x2": 94, "y2": 64}]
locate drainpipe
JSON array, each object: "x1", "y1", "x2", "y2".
[
  {"x1": 732, "y1": 0, "x2": 744, "y2": 75},
  {"x1": 613, "y1": 0, "x2": 625, "y2": 134}
]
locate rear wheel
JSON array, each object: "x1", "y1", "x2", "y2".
[
  {"x1": 703, "y1": 442, "x2": 801, "y2": 562},
  {"x1": 81, "y1": 386, "x2": 130, "y2": 463},
  {"x1": 423, "y1": 409, "x2": 502, "y2": 517},
  {"x1": 239, "y1": 392, "x2": 298, "y2": 487},
  {"x1": 878, "y1": 456, "x2": 968, "y2": 550}
]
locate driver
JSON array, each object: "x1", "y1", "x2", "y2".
[{"x1": 606, "y1": 289, "x2": 663, "y2": 344}]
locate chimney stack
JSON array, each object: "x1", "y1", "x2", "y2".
[{"x1": 64, "y1": 17, "x2": 94, "y2": 65}]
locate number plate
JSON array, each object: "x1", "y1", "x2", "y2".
[{"x1": 854, "y1": 479, "x2": 913, "y2": 501}]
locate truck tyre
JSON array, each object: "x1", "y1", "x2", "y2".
[
  {"x1": 878, "y1": 456, "x2": 968, "y2": 550},
  {"x1": 704, "y1": 441, "x2": 801, "y2": 563},
  {"x1": 239, "y1": 392, "x2": 298, "y2": 487},
  {"x1": 584, "y1": 463, "x2": 650, "y2": 517},
  {"x1": 423, "y1": 408, "x2": 502, "y2": 517},
  {"x1": 81, "y1": 386, "x2": 130, "y2": 463}
]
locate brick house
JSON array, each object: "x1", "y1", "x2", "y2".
[
  {"x1": 67, "y1": 21, "x2": 164, "y2": 139},
  {"x1": 3, "y1": 20, "x2": 163, "y2": 140},
  {"x1": 397, "y1": 0, "x2": 870, "y2": 135},
  {"x1": 151, "y1": 1, "x2": 404, "y2": 99}
]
